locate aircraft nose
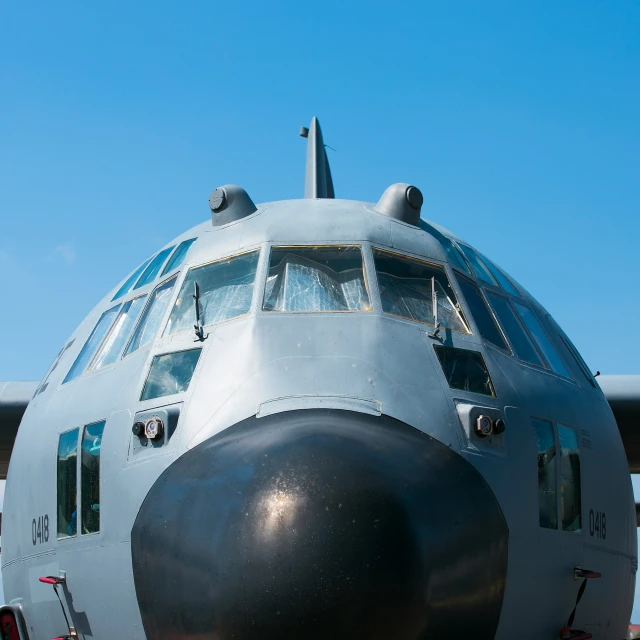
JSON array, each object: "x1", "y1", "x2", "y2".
[{"x1": 131, "y1": 409, "x2": 508, "y2": 640}]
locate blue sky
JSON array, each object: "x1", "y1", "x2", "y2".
[{"x1": 1, "y1": 0, "x2": 639, "y2": 619}]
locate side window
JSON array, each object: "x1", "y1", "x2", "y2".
[
  {"x1": 457, "y1": 244, "x2": 498, "y2": 285},
  {"x1": 57, "y1": 429, "x2": 79, "y2": 538},
  {"x1": 372, "y1": 248, "x2": 469, "y2": 333},
  {"x1": 140, "y1": 349, "x2": 202, "y2": 401},
  {"x1": 532, "y1": 418, "x2": 557, "y2": 529},
  {"x1": 63, "y1": 306, "x2": 121, "y2": 383},
  {"x1": 88, "y1": 295, "x2": 148, "y2": 372},
  {"x1": 456, "y1": 277, "x2": 508, "y2": 350},
  {"x1": 513, "y1": 303, "x2": 571, "y2": 378},
  {"x1": 265, "y1": 246, "x2": 370, "y2": 313},
  {"x1": 434, "y1": 345, "x2": 495, "y2": 397},
  {"x1": 165, "y1": 250, "x2": 259, "y2": 335},
  {"x1": 485, "y1": 292, "x2": 544, "y2": 367},
  {"x1": 125, "y1": 277, "x2": 177, "y2": 356},
  {"x1": 548, "y1": 316, "x2": 596, "y2": 388},
  {"x1": 161, "y1": 238, "x2": 197, "y2": 276},
  {"x1": 478, "y1": 255, "x2": 520, "y2": 296},
  {"x1": 111, "y1": 258, "x2": 152, "y2": 301},
  {"x1": 134, "y1": 246, "x2": 176, "y2": 290},
  {"x1": 81, "y1": 421, "x2": 105, "y2": 535},
  {"x1": 558, "y1": 425, "x2": 582, "y2": 532}
]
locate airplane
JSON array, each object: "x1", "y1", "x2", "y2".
[{"x1": 0, "y1": 117, "x2": 638, "y2": 640}]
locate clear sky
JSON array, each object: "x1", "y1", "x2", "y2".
[{"x1": 1, "y1": 0, "x2": 639, "y2": 620}]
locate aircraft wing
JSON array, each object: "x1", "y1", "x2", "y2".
[
  {"x1": 599, "y1": 375, "x2": 640, "y2": 473},
  {"x1": 0, "y1": 382, "x2": 38, "y2": 479}
]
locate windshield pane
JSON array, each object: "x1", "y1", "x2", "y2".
[
  {"x1": 479, "y1": 255, "x2": 520, "y2": 296},
  {"x1": 134, "y1": 246, "x2": 175, "y2": 289},
  {"x1": 63, "y1": 305, "x2": 121, "y2": 383},
  {"x1": 125, "y1": 277, "x2": 177, "y2": 355},
  {"x1": 486, "y1": 292, "x2": 544, "y2": 366},
  {"x1": 513, "y1": 303, "x2": 571, "y2": 378},
  {"x1": 112, "y1": 258, "x2": 152, "y2": 301},
  {"x1": 456, "y1": 277, "x2": 507, "y2": 350},
  {"x1": 438, "y1": 236, "x2": 471, "y2": 274},
  {"x1": 166, "y1": 250, "x2": 259, "y2": 335},
  {"x1": 162, "y1": 238, "x2": 197, "y2": 276},
  {"x1": 264, "y1": 246, "x2": 370, "y2": 312},
  {"x1": 141, "y1": 349, "x2": 202, "y2": 401},
  {"x1": 373, "y1": 249, "x2": 468, "y2": 332},
  {"x1": 88, "y1": 295, "x2": 148, "y2": 371},
  {"x1": 457, "y1": 244, "x2": 498, "y2": 285}
]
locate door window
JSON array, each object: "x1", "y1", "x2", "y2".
[
  {"x1": 81, "y1": 421, "x2": 105, "y2": 535},
  {"x1": 57, "y1": 429, "x2": 79, "y2": 538}
]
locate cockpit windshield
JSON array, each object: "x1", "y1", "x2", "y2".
[
  {"x1": 372, "y1": 248, "x2": 469, "y2": 333},
  {"x1": 264, "y1": 246, "x2": 371, "y2": 312}
]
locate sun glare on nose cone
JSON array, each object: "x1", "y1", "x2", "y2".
[{"x1": 131, "y1": 409, "x2": 508, "y2": 640}]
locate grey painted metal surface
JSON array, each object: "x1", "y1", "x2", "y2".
[
  {"x1": 0, "y1": 119, "x2": 637, "y2": 639},
  {"x1": 303, "y1": 117, "x2": 334, "y2": 199}
]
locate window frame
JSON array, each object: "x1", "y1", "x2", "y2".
[
  {"x1": 262, "y1": 244, "x2": 373, "y2": 315},
  {"x1": 371, "y1": 246, "x2": 470, "y2": 333},
  {"x1": 123, "y1": 274, "x2": 179, "y2": 357}
]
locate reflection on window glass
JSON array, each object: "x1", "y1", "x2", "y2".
[
  {"x1": 264, "y1": 246, "x2": 370, "y2": 312},
  {"x1": 486, "y1": 292, "x2": 544, "y2": 366},
  {"x1": 134, "y1": 246, "x2": 175, "y2": 289},
  {"x1": 373, "y1": 249, "x2": 468, "y2": 332},
  {"x1": 513, "y1": 303, "x2": 571, "y2": 378},
  {"x1": 456, "y1": 277, "x2": 508, "y2": 350},
  {"x1": 434, "y1": 346, "x2": 495, "y2": 396},
  {"x1": 64, "y1": 306, "x2": 121, "y2": 383},
  {"x1": 112, "y1": 258, "x2": 152, "y2": 301},
  {"x1": 81, "y1": 421, "x2": 105, "y2": 535},
  {"x1": 125, "y1": 277, "x2": 177, "y2": 355},
  {"x1": 457, "y1": 244, "x2": 498, "y2": 285},
  {"x1": 161, "y1": 238, "x2": 197, "y2": 276},
  {"x1": 532, "y1": 418, "x2": 557, "y2": 529},
  {"x1": 57, "y1": 429, "x2": 78, "y2": 538},
  {"x1": 140, "y1": 349, "x2": 202, "y2": 401},
  {"x1": 553, "y1": 321, "x2": 596, "y2": 388},
  {"x1": 558, "y1": 425, "x2": 581, "y2": 532},
  {"x1": 438, "y1": 236, "x2": 471, "y2": 274},
  {"x1": 166, "y1": 251, "x2": 259, "y2": 335},
  {"x1": 479, "y1": 255, "x2": 520, "y2": 296},
  {"x1": 88, "y1": 295, "x2": 147, "y2": 372}
]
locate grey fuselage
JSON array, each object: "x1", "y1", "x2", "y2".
[{"x1": 3, "y1": 197, "x2": 636, "y2": 640}]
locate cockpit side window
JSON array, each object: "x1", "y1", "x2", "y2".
[
  {"x1": 558, "y1": 425, "x2": 582, "y2": 532},
  {"x1": 456, "y1": 244, "x2": 498, "y2": 286},
  {"x1": 485, "y1": 292, "x2": 544, "y2": 367},
  {"x1": 456, "y1": 277, "x2": 508, "y2": 350},
  {"x1": 372, "y1": 248, "x2": 468, "y2": 333},
  {"x1": 111, "y1": 258, "x2": 152, "y2": 301},
  {"x1": 63, "y1": 306, "x2": 121, "y2": 383},
  {"x1": 134, "y1": 246, "x2": 176, "y2": 290},
  {"x1": 437, "y1": 236, "x2": 471, "y2": 275},
  {"x1": 264, "y1": 246, "x2": 370, "y2": 313},
  {"x1": 57, "y1": 428, "x2": 79, "y2": 538},
  {"x1": 81, "y1": 421, "x2": 105, "y2": 535},
  {"x1": 125, "y1": 277, "x2": 177, "y2": 355},
  {"x1": 547, "y1": 316, "x2": 596, "y2": 388},
  {"x1": 87, "y1": 295, "x2": 148, "y2": 372},
  {"x1": 532, "y1": 418, "x2": 558, "y2": 530},
  {"x1": 165, "y1": 250, "x2": 260, "y2": 335},
  {"x1": 478, "y1": 255, "x2": 520, "y2": 296},
  {"x1": 140, "y1": 349, "x2": 202, "y2": 401},
  {"x1": 513, "y1": 303, "x2": 571, "y2": 378},
  {"x1": 161, "y1": 238, "x2": 197, "y2": 276}
]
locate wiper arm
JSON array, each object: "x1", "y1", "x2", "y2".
[{"x1": 193, "y1": 281, "x2": 208, "y2": 342}]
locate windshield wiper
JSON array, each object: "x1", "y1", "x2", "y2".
[{"x1": 193, "y1": 281, "x2": 208, "y2": 342}]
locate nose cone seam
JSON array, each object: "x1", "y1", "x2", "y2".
[{"x1": 132, "y1": 409, "x2": 508, "y2": 640}]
